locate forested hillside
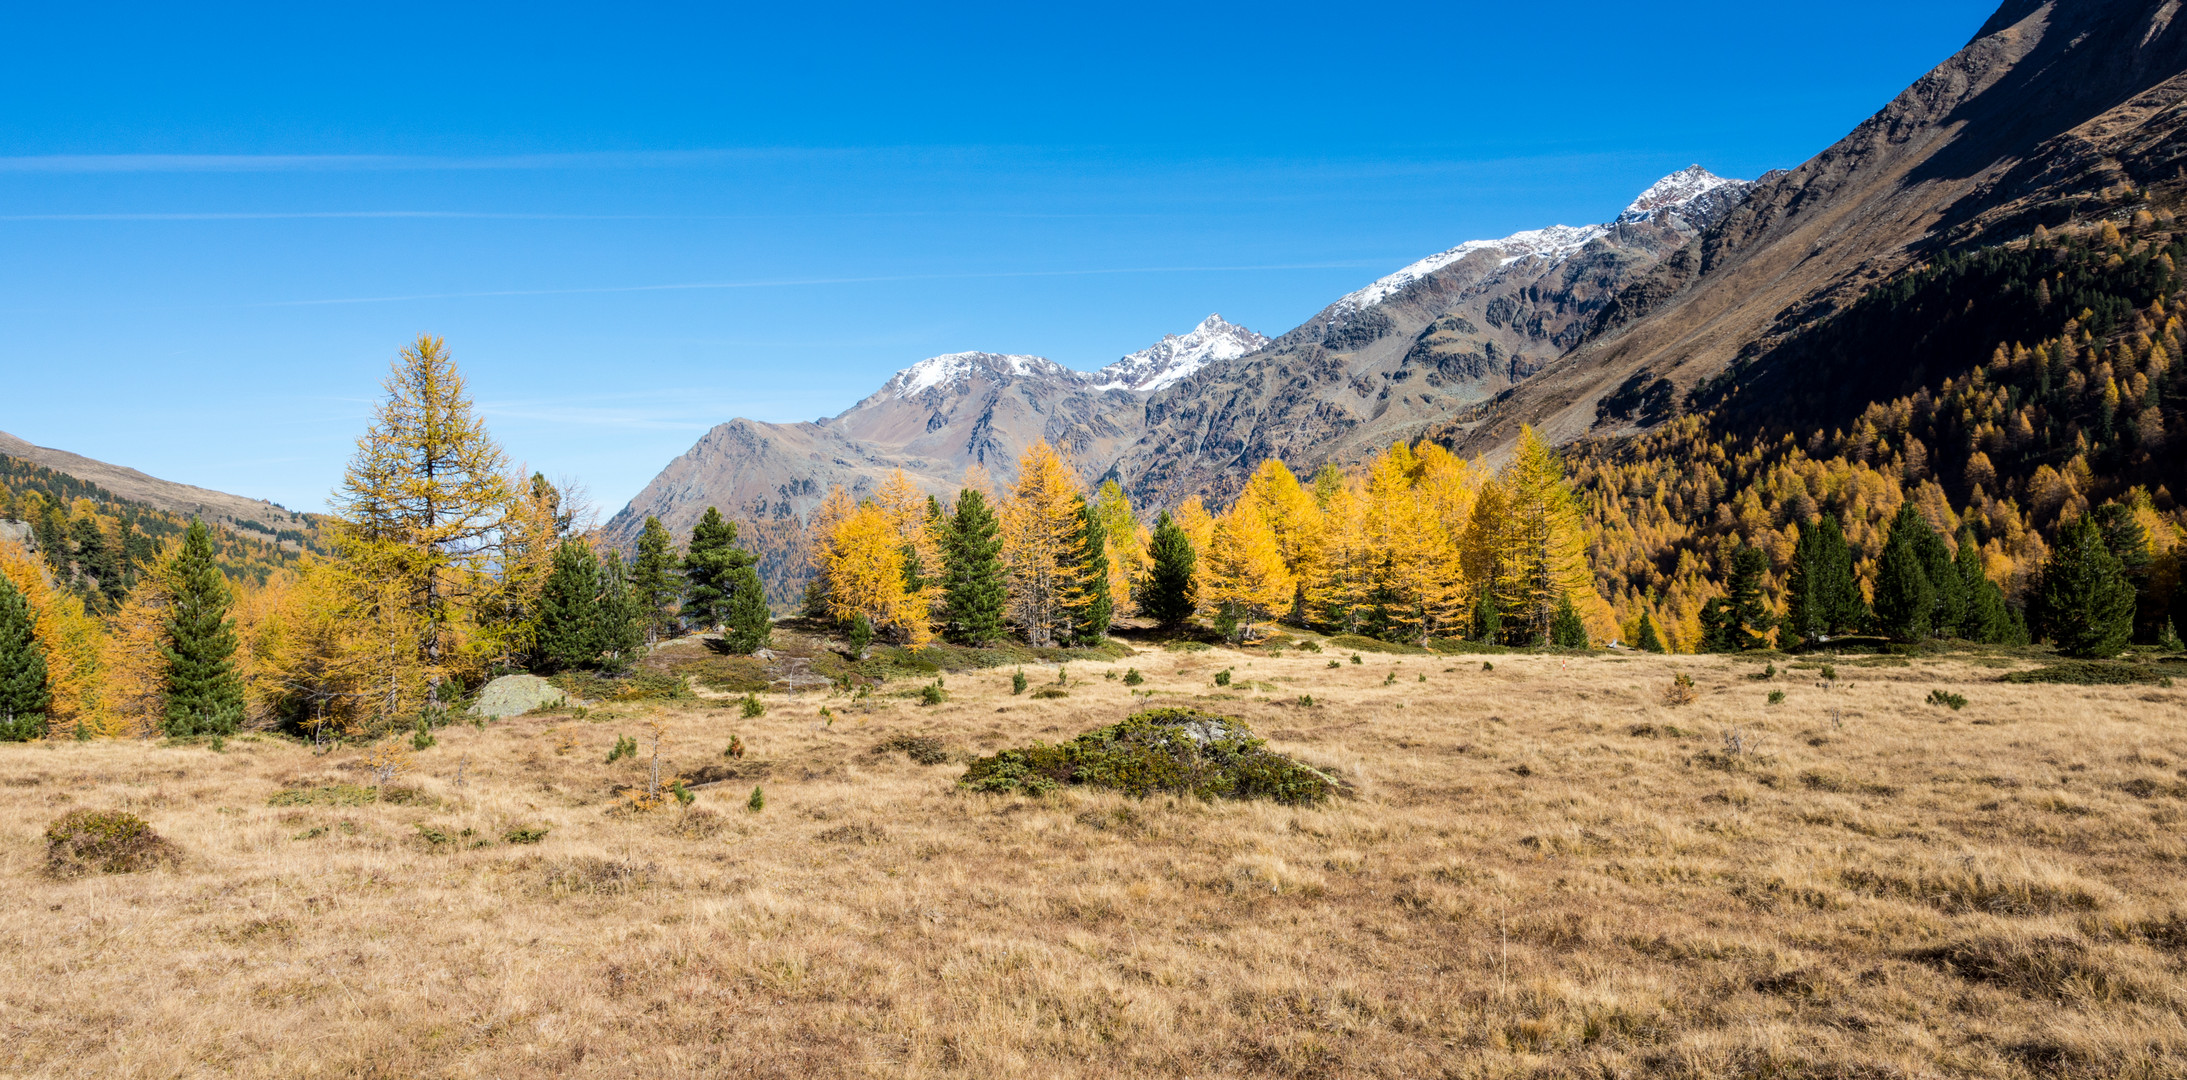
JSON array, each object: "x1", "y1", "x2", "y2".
[{"x1": 1575, "y1": 212, "x2": 2187, "y2": 651}]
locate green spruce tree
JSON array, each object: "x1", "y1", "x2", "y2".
[
  {"x1": 1783, "y1": 514, "x2": 1862, "y2": 645},
  {"x1": 629, "y1": 515, "x2": 683, "y2": 645},
  {"x1": 0, "y1": 574, "x2": 49, "y2": 741},
  {"x1": 2039, "y1": 515, "x2": 2136, "y2": 659},
  {"x1": 1872, "y1": 528, "x2": 1936, "y2": 642},
  {"x1": 1141, "y1": 510, "x2": 1198, "y2": 630},
  {"x1": 596, "y1": 549, "x2": 643, "y2": 675},
  {"x1": 1634, "y1": 611, "x2": 1666, "y2": 654},
  {"x1": 535, "y1": 539, "x2": 604, "y2": 672},
  {"x1": 1550, "y1": 592, "x2": 1587, "y2": 648},
  {"x1": 721, "y1": 564, "x2": 773, "y2": 654},
  {"x1": 1472, "y1": 588, "x2": 1501, "y2": 644},
  {"x1": 1955, "y1": 526, "x2": 2010, "y2": 644},
  {"x1": 2089, "y1": 502, "x2": 2156, "y2": 641},
  {"x1": 161, "y1": 520, "x2": 245, "y2": 736},
  {"x1": 1724, "y1": 545, "x2": 1773, "y2": 650},
  {"x1": 1071, "y1": 501, "x2": 1113, "y2": 644},
  {"x1": 940, "y1": 489, "x2": 1006, "y2": 645},
  {"x1": 681, "y1": 507, "x2": 753, "y2": 631}
]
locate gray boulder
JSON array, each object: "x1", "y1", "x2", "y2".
[{"x1": 468, "y1": 674, "x2": 566, "y2": 718}]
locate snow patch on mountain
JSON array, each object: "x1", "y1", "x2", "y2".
[
  {"x1": 886, "y1": 352, "x2": 1066, "y2": 399},
  {"x1": 1094, "y1": 314, "x2": 1269, "y2": 392},
  {"x1": 1330, "y1": 166, "x2": 1751, "y2": 316},
  {"x1": 1335, "y1": 225, "x2": 1610, "y2": 312},
  {"x1": 1616, "y1": 164, "x2": 1746, "y2": 225}
]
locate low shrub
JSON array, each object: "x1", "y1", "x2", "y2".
[
  {"x1": 958, "y1": 707, "x2": 1342, "y2": 804},
  {"x1": 1326, "y1": 634, "x2": 1428, "y2": 655},
  {"x1": 918, "y1": 681, "x2": 947, "y2": 706},
  {"x1": 45, "y1": 809, "x2": 178, "y2": 877},
  {"x1": 1122, "y1": 668, "x2": 1144, "y2": 686},
  {"x1": 877, "y1": 734, "x2": 950, "y2": 764},
  {"x1": 2001, "y1": 662, "x2": 2170, "y2": 686},
  {"x1": 740, "y1": 693, "x2": 764, "y2": 718},
  {"x1": 504, "y1": 825, "x2": 550, "y2": 844},
  {"x1": 1029, "y1": 686, "x2": 1068, "y2": 699},
  {"x1": 1927, "y1": 689, "x2": 1969, "y2": 710},
  {"x1": 551, "y1": 670, "x2": 693, "y2": 703},
  {"x1": 1663, "y1": 673, "x2": 1697, "y2": 706},
  {"x1": 1767, "y1": 690, "x2": 1786, "y2": 705},
  {"x1": 267, "y1": 783, "x2": 379, "y2": 807}
]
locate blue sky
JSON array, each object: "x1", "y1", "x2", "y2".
[{"x1": 0, "y1": 0, "x2": 1999, "y2": 515}]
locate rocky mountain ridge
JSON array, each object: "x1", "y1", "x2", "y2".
[
  {"x1": 0, "y1": 429, "x2": 315, "y2": 543},
  {"x1": 610, "y1": 166, "x2": 1750, "y2": 547}
]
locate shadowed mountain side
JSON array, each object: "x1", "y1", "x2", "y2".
[{"x1": 1443, "y1": 0, "x2": 2187, "y2": 456}]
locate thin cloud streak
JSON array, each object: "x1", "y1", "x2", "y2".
[{"x1": 259, "y1": 262, "x2": 1384, "y2": 308}]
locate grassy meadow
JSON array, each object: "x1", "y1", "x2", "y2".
[{"x1": 4, "y1": 632, "x2": 2186, "y2": 1078}]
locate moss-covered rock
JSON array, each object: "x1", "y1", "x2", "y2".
[{"x1": 958, "y1": 707, "x2": 1340, "y2": 804}]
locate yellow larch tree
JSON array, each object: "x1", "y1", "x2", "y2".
[
  {"x1": 0, "y1": 539, "x2": 108, "y2": 736},
  {"x1": 1307, "y1": 474, "x2": 1375, "y2": 632},
  {"x1": 1360, "y1": 442, "x2": 1466, "y2": 642},
  {"x1": 1238, "y1": 459, "x2": 1323, "y2": 617},
  {"x1": 1172, "y1": 495, "x2": 1217, "y2": 607},
  {"x1": 818, "y1": 502, "x2": 930, "y2": 645},
  {"x1": 1493, "y1": 426, "x2": 1604, "y2": 643},
  {"x1": 329, "y1": 335, "x2": 516, "y2": 714},
  {"x1": 1203, "y1": 500, "x2": 1295, "y2": 640},
  {"x1": 1089, "y1": 480, "x2": 1144, "y2": 612},
  {"x1": 999, "y1": 441, "x2": 1087, "y2": 646}
]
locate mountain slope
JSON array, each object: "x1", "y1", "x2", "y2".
[
  {"x1": 0, "y1": 429, "x2": 315, "y2": 541},
  {"x1": 1111, "y1": 166, "x2": 1752, "y2": 506},
  {"x1": 1444, "y1": 0, "x2": 2187, "y2": 455}
]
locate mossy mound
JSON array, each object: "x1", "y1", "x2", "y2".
[
  {"x1": 45, "y1": 809, "x2": 179, "y2": 876},
  {"x1": 959, "y1": 707, "x2": 1340, "y2": 804}
]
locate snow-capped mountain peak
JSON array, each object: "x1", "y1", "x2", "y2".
[
  {"x1": 1094, "y1": 313, "x2": 1270, "y2": 392},
  {"x1": 1335, "y1": 224, "x2": 1610, "y2": 313},
  {"x1": 1616, "y1": 165, "x2": 1747, "y2": 225},
  {"x1": 1331, "y1": 166, "x2": 1751, "y2": 316},
  {"x1": 885, "y1": 351, "x2": 1068, "y2": 399}
]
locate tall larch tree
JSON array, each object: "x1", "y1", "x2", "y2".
[
  {"x1": 1307, "y1": 476, "x2": 1373, "y2": 634},
  {"x1": 818, "y1": 502, "x2": 928, "y2": 644},
  {"x1": 1492, "y1": 427, "x2": 1596, "y2": 644},
  {"x1": 161, "y1": 520, "x2": 245, "y2": 736},
  {"x1": 331, "y1": 335, "x2": 514, "y2": 713},
  {"x1": 1000, "y1": 442, "x2": 1088, "y2": 646},
  {"x1": 1089, "y1": 480, "x2": 1143, "y2": 613},
  {"x1": 1204, "y1": 500, "x2": 1295, "y2": 642}
]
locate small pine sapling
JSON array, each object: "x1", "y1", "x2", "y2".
[
  {"x1": 1214, "y1": 668, "x2": 1232, "y2": 687},
  {"x1": 607, "y1": 735, "x2": 637, "y2": 763},
  {"x1": 1767, "y1": 690, "x2": 1786, "y2": 705},
  {"x1": 741, "y1": 693, "x2": 764, "y2": 718},
  {"x1": 1011, "y1": 668, "x2": 1027, "y2": 694},
  {"x1": 1122, "y1": 668, "x2": 1144, "y2": 686},
  {"x1": 747, "y1": 785, "x2": 766, "y2": 813},
  {"x1": 724, "y1": 734, "x2": 746, "y2": 758}
]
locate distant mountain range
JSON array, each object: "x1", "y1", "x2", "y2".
[{"x1": 606, "y1": 165, "x2": 1749, "y2": 546}]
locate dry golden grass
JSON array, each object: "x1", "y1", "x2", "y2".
[{"x1": 4, "y1": 644, "x2": 2187, "y2": 1078}]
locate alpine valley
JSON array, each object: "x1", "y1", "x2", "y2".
[{"x1": 612, "y1": 0, "x2": 2187, "y2": 617}]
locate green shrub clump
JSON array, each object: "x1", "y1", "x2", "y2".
[
  {"x1": 45, "y1": 809, "x2": 178, "y2": 876},
  {"x1": 1927, "y1": 689, "x2": 1969, "y2": 710},
  {"x1": 958, "y1": 707, "x2": 1340, "y2": 805},
  {"x1": 1122, "y1": 668, "x2": 1144, "y2": 686}
]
